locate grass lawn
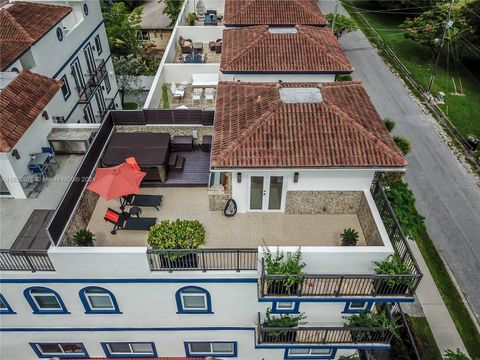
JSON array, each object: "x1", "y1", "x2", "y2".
[
  {"x1": 348, "y1": 1, "x2": 480, "y2": 140},
  {"x1": 384, "y1": 180, "x2": 480, "y2": 358},
  {"x1": 407, "y1": 316, "x2": 443, "y2": 360},
  {"x1": 123, "y1": 102, "x2": 139, "y2": 110}
]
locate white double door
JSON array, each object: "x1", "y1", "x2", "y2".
[{"x1": 249, "y1": 175, "x2": 285, "y2": 211}]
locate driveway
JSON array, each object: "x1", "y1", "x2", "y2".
[{"x1": 317, "y1": 1, "x2": 480, "y2": 323}]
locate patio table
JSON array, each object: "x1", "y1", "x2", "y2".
[
  {"x1": 183, "y1": 53, "x2": 203, "y2": 63},
  {"x1": 28, "y1": 153, "x2": 50, "y2": 168},
  {"x1": 192, "y1": 73, "x2": 219, "y2": 88}
]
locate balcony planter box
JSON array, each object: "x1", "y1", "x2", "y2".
[
  {"x1": 261, "y1": 330, "x2": 297, "y2": 343},
  {"x1": 267, "y1": 280, "x2": 299, "y2": 296},
  {"x1": 159, "y1": 252, "x2": 198, "y2": 269}
]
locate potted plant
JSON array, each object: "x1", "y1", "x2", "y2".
[
  {"x1": 186, "y1": 12, "x2": 196, "y2": 25},
  {"x1": 344, "y1": 310, "x2": 399, "y2": 343},
  {"x1": 373, "y1": 254, "x2": 414, "y2": 295},
  {"x1": 148, "y1": 219, "x2": 206, "y2": 269},
  {"x1": 261, "y1": 307, "x2": 306, "y2": 342},
  {"x1": 340, "y1": 228, "x2": 359, "y2": 246},
  {"x1": 73, "y1": 229, "x2": 95, "y2": 247},
  {"x1": 263, "y1": 247, "x2": 305, "y2": 295}
]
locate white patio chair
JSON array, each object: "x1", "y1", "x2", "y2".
[
  {"x1": 192, "y1": 88, "x2": 203, "y2": 105},
  {"x1": 170, "y1": 83, "x2": 184, "y2": 99},
  {"x1": 205, "y1": 88, "x2": 215, "y2": 103}
]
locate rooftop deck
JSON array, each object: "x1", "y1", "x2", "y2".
[
  {"x1": 162, "y1": 84, "x2": 216, "y2": 110},
  {"x1": 173, "y1": 43, "x2": 222, "y2": 64},
  {"x1": 87, "y1": 187, "x2": 368, "y2": 248}
]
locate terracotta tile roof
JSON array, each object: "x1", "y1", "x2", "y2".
[
  {"x1": 1, "y1": 71, "x2": 63, "y2": 152},
  {"x1": 212, "y1": 81, "x2": 406, "y2": 169},
  {"x1": 221, "y1": 25, "x2": 352, "y2": 73},
  {"x1": 0, "y1": 1, "x2": 71, "y2": 70},
  {"x1": 223, "y1": 0, "x2": 327, "y2": 26}
]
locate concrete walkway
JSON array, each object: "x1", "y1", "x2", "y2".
[{"x1": 409, "y1": 239, "x2": 467, "y2": 354}]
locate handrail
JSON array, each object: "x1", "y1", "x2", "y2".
[
  {"x1": 0, "y1": 249, "x2": 55, "y2": 272},
  {"x1": 147, "y1": 248, "x2": 258, "y2": 272},
  {"x1": 389, "y1": 303, "x2": 422, "y2": 360}
]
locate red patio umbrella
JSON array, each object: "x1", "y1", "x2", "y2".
[{"x1": 87, "y1": 159, "x2": 146, "y2": 201}]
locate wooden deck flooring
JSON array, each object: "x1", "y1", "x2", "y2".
[{"x1": 143, "y1": 151, "x2": 211, "y2": 187}]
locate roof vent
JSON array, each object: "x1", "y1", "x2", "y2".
[
  {"x1": 279, "y1": 88, "x2": 323, "y2": 103},
  {"x1": 268, "y1": 27, "x2": 298, "y2": 34}
]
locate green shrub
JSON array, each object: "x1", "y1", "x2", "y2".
[
  {"x1": 344, "y1": 310, "x2": 400, "y2": 340},
  {"x1": 148, "y1": 219, "x2": 206, "y2": 250},
  {"x1": 186, "y1": 12, "x2": 196, "y2": 24},
  {"x1": 444, "y1": 349, "x2": 476, "y2": 360},
  {"x1": 161, "y1": 83, "x2": 170, "y2": 109},
  {"x1": 338, "y1": 355, "x2": 360, "y2": 360},
  {"x1": 340, "y1": 228, "x2": 359, "y2": 246},
  {"x1": 374, "y1": 254, "x2": 414, "y2": 287},
  {"x1": 393, "y1": 136, "x2": 413, "y2": 155},
  {"x1": 264, "y1": 247, "x2": 305, "y2": 293},
  {"x1": 262, "y1": 307, "x2": 306, "y2": 328},
  {"x1": 384, "y1": 118, "x2": 396, "y2": 132},
  {"x1": 73, "y1": 229, "x2": 95, "y2": 247},
  {"x1": 336, "y1": 74, "x2": 353, "y2": 81}
]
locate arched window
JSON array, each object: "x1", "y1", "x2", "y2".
[
  {"x1": 24, "y1": 287, "x2": 69, "y2": 314},
  {"x1": 79, "y1": 286, "x2": 121, "y2": 314},
  {"x1": 0, "y1": 294, "x2": 16, "y2": 314},
  {"x1": 175, "y1": 286, "x2": 212, "y2": 314}
]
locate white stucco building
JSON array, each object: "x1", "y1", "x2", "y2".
[{"x1": 0, "y1": 0, "x2": 120, "y2": 198}]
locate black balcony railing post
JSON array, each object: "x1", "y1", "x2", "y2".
[
  {"x1": 201, "y1": 249, "x2": 206, "y2": 272},
  {"x1": 236, "y1": 250, "x2": 240, "y2": 272}
]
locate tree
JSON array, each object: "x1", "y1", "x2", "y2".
[
  {"x1": 384, "y1": 118, "x2": 396, "y2": 132},
  {"x1": 326, "y1": 13, "x2": 357, "y2": 38},
  {"x1": 113, "y1": 55, "x2": 145, "y2": 106},
  {"x1": 393, "y1": 136, "x2": 413, "y2": 156},
  {"x1": 459, "y1": 0, "x2": 480, "y2": 61},
  {"x1": 400, "y1": 2, "x2": 470, "y2": 57},
  {"x1": 162, "y1": 0, "x2": 184, "y2": 27},
  {"x1": 102, "y1": 2, "x2": 144, "y2": 57},
  {"x1": 374, "y1": 0, "x2": 437, "y2": 11}
]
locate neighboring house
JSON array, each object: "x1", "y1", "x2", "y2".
[
  {"x1": 140, "y1": 0, "x2": 173, "y2": 50},
  {"x1": 223, "y1": 0, "x2": 327, "y2": 27},
  {"x1": 0, "y1": 71, "x2": 63, "y2": 198},
  {"x1": 221, "y1": 25, "x2": 353, "y2": 82},
  {"x1": 0, "y1": 0, "x2": 119, "y2": 125},
  {"x1": 0, "y1": 0, "x2": 120, "y2": 198}
]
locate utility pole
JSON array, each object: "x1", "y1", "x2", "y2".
[
  {"x1": 427, "y1": 0, "x2": 455, "y2": 92},
  {"x1": 331, "y1": 0, "x2": 340, "y2": 34}
]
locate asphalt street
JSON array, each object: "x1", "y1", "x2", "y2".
[{"x1": 318, "y1": 1, "x2": 480, "y2": 324}]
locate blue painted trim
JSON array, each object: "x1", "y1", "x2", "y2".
[
  {"x1": 222, "y1": 70, "x2": 351, "y2": 75},
  {"x1": 0, "y1": 294, "x2": 16, "y2": 314},
  {"x1": 23, "y1": 286, "x2": 70, "y2": 314},
  {"x1": 29, "y1": 342, "x2": 89, "y2": 358},
  {"x1": 342, "y1": 301, "x2": 374, "y2": 314},
  {"x1": 1, "y1": 326, "x2": 256, "y2": 332},
  {"x1": 53, "y1": 21, "x2": 105, "y2": 78},
  {"x1": 60, "y1": 75, "x2": 71, "y2": 101},
  {"x1": 101, "y1": 342, "x2": 157, "y2": 358},
  {"x1": 256, "y1": 344, "x2": 390, "y2": 350},
  {"x1": 284, "y1": 347, "x2": 337, "y2": 359},
  {"x1": 79, "y1": 286, "x2": 121, "y2": 314},
  {"x1": 258, "y1": 297, "x2": 415, "y2": 303},
  {"x1": 175, "y1": 285, "x2": 213, "y2": 314},
  {"x1": 184, "y1": 341, "x2": 238, "y2": 357},
  {"x1": 271, "y1": 300, "x2": 300, "y2": 314},
  {"x1": 1, "y1": 278, "x2": 258, "y2": 284}
]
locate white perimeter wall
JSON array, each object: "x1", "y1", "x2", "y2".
[{"x1": 222, "y1": 73, "x2": 336, "y2": 83}]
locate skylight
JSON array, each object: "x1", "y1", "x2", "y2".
[
  {"x1": 279, "y1": 88, "x2": 323, "y2": 103},
  {"x1": 268, "y1": 27, "x2": 298, "y2": 34}
]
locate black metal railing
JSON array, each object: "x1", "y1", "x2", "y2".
[
  {"x1": 387, "y1": 303, "x2": 422, "y2": 360},
  {"x1": 371, "y1": 180, "x2": 423, "y2": 288},
  {"x1": 147, "y1": 248, "x2": 258, "y2": 272},
  {"x1": 257, "y1": 314, "x2": 393, "y2": 345},
  {"x1": 78, "y1": 59, "x2": 107, "y2": 103},
  {"x1": 91, "y1": 59, "x2": 107, "y2": 85},
  {"x1": 260, "y1": 261, "x2": 421, "y2": 297},
  {"x1": 0, "y1": 250, "x2": 55, "y2": 272}
]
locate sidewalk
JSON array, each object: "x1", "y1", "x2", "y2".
[{"x1": 408, "y1": 239, "x2": 467, "y2": 354}]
